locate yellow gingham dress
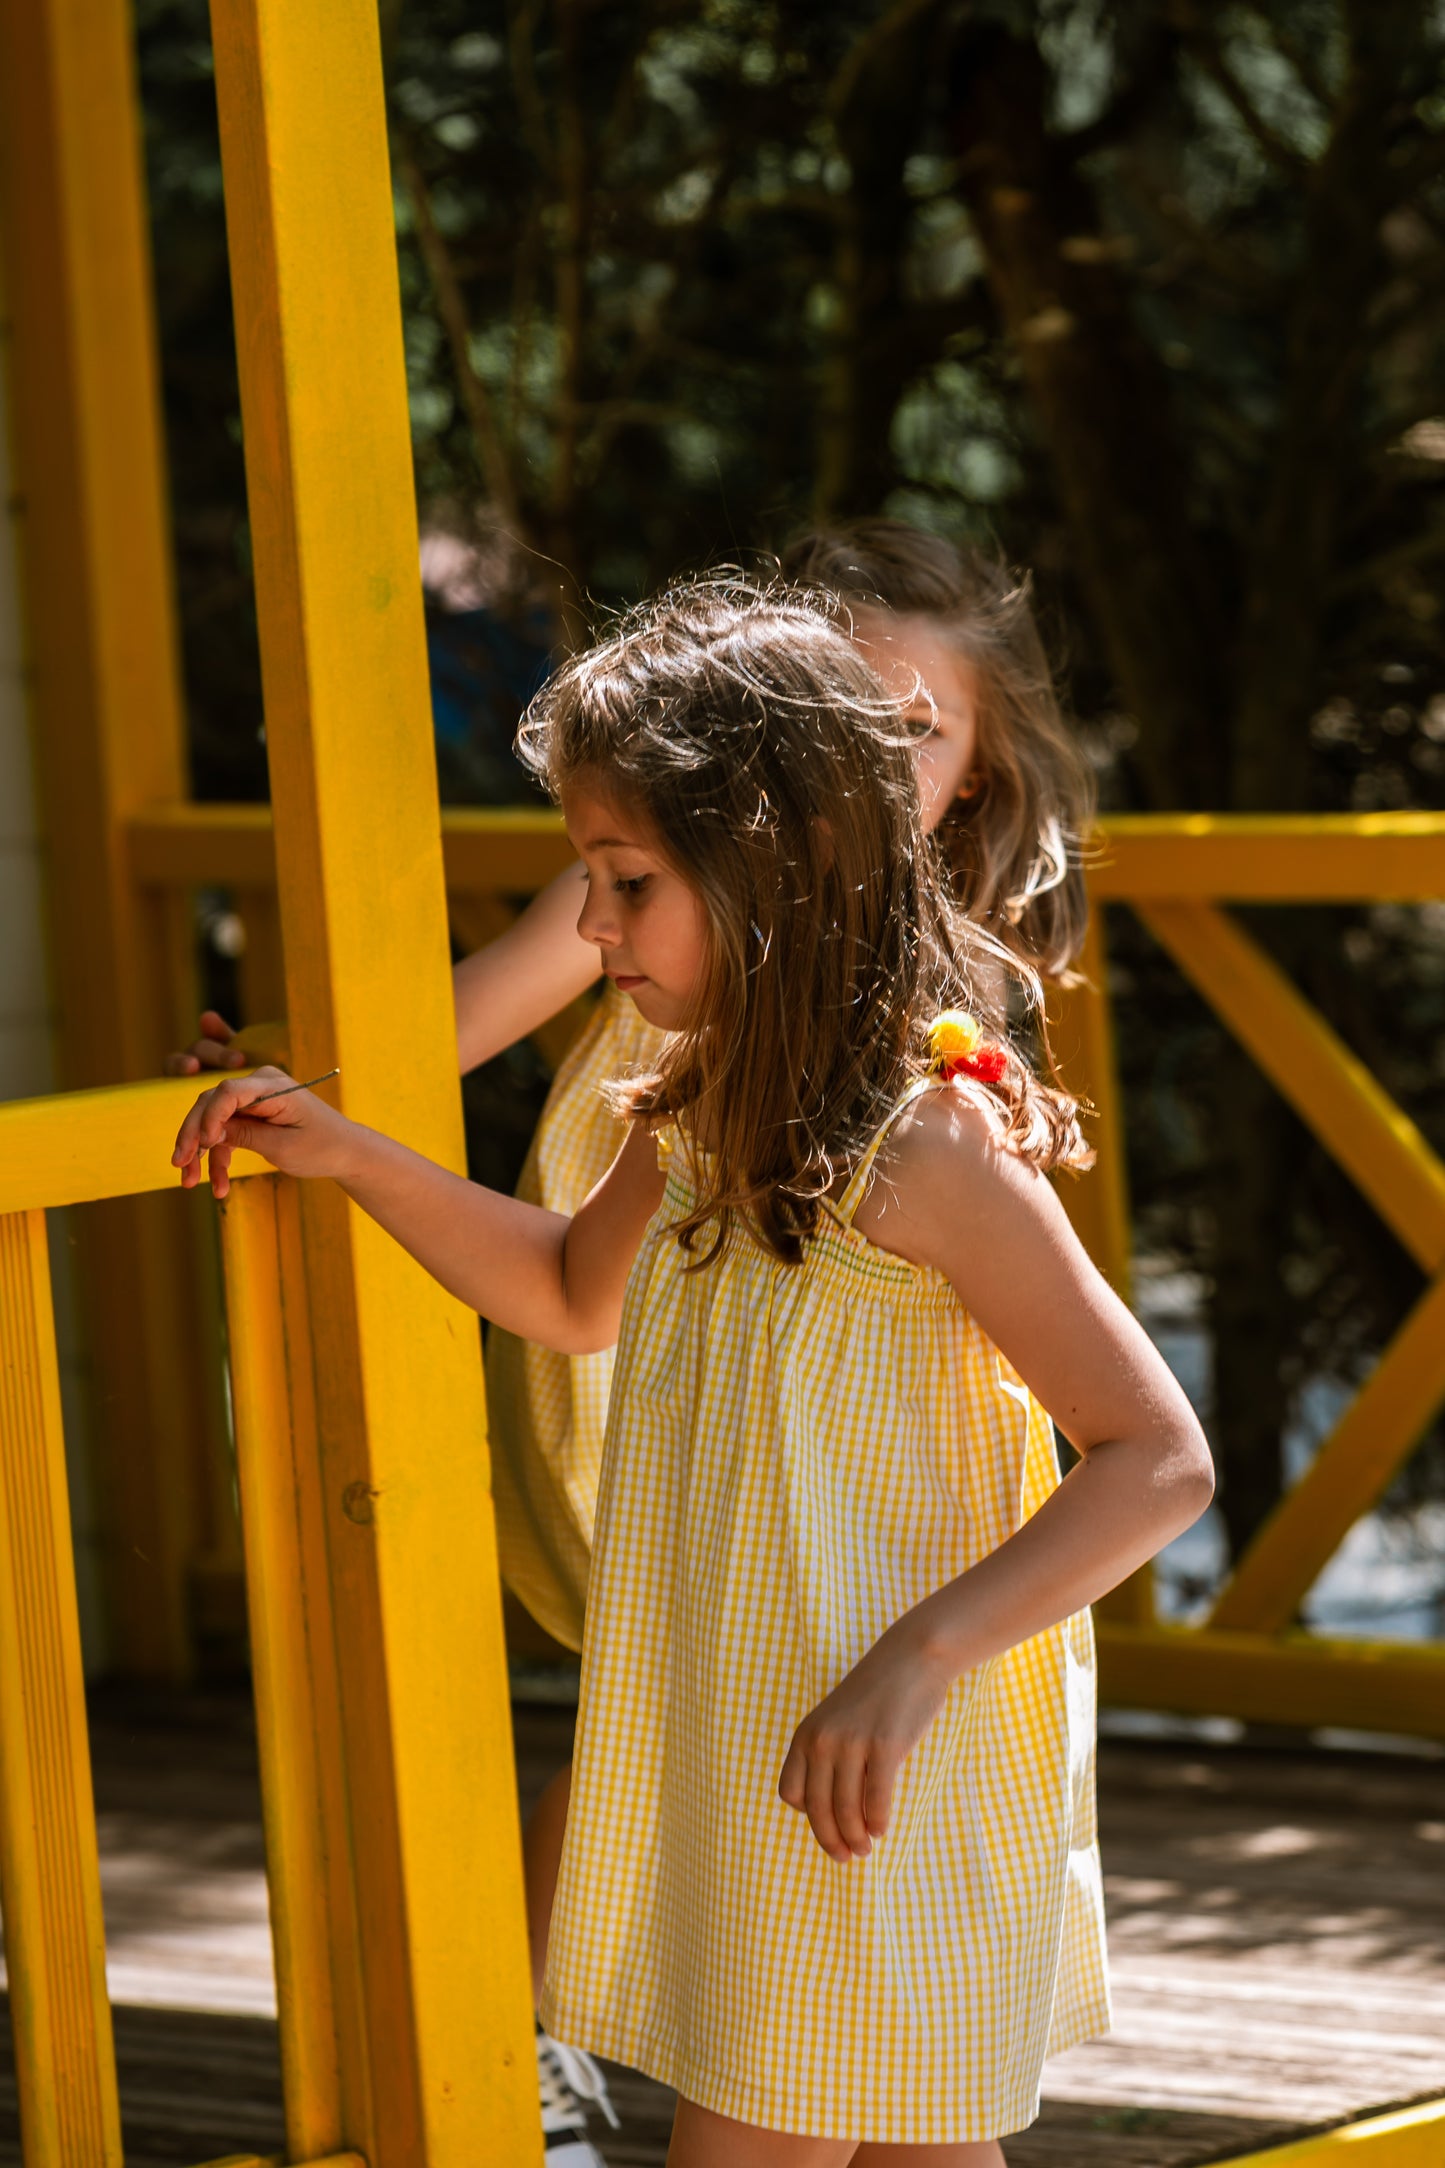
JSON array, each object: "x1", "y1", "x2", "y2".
[
  {"x1": 540, "y1": 1083, "x2": 1110, "y2": 2143},
  {"x1": 487, "y1": 980, "x2": 668, "y2": 1650}
]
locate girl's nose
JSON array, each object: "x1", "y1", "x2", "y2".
[{"x1": 576, "y1": 877, "x2": 614, "y2": 948}]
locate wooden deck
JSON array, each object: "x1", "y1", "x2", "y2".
[{"x1": 0, "y1": 1687, "x2": 1441, "y2": 2166}]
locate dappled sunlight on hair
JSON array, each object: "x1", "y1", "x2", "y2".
[
  {"x1": 783, "y1": 519, "x2": 1096, "y2": 983},
  {"x1": 519, "y1": 576, "x2": 1089, "y2": 1264}
]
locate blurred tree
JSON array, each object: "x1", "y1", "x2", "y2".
[{"x1": 136, "y1": 0, "x2": 1445, "y2": 1578}]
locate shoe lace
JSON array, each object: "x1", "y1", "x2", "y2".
[{"x1": 536, "y1": 2029, "x2": 622, "y2": 2132}]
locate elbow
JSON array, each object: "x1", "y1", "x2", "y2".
[{"x1": 1173, "y1": 1422, "x2": 1216, "y2": 1526}]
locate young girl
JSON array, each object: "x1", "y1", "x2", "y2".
[
  {"x1": 174, "y1": 583, "x2": 1210, "y2": 2164},
  {"x1": 171, "y1": 520, "x2": 1093, "y2": 1675}
]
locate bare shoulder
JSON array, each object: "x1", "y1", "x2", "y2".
[{"x1": 852, "y1": 1081, "x2": 1065, "y2": 1276}]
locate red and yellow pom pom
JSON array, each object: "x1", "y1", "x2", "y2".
[{"x1": 927, "y1": 1009, "x2": 1008, "y2": 1085}]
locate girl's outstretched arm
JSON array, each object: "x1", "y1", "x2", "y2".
[
  {"x1": 164, "y1": 862, "x2": 600, "y2": 1079},
  {"x1": 780, "y1": 1086, "x2": 1214, "y2": 1864},
  {"x1": 171, "y1": 1070, "x2": 662, "y2": 1353},
  {"x1": 452, "y1": 860, "x2": 600, "y2": 1071}
]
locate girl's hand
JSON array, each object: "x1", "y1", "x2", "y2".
[
  {"x1": 778, "y1": 1608, "x2": 955, "y2": 1864},
  {"x1": 172, "y1": 1067, "x2": 352, "y2": 1199},
  {"x1": 163, "y1": 1009, "x2": 247, "y2": 1076}
]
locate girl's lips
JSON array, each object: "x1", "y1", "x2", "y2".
[{"x1": 611, "y1": 973, "x2": 647, "y2": 991}]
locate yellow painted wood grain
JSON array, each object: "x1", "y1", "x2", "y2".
[
  {"x1": 210, "y1": 0, "x2": 540, "y2": 2159},
  {"x1": 0, "y1": 1076, "x2": 274, "y2": 1216},
  {"x1": 218, "y1": 1176, "x2": 363, "y2": 2157},
  {"x1": 1048, "y1": 913, "x2": 1154, "y2": 1627},
  {"x1": 1097, "y1": 1622, "x2": 1445, "y2": 1742},
  {"x1": 1091, "y1": 811, "x2": 1445, "y2": 900},
  {"x1": 0, "y1": 1211, "x2": 122, "y2": 2165}
]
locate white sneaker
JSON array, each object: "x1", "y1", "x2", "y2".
[{"x1": 536, "y1": 2019, "x2": 620, "y2": 2162}]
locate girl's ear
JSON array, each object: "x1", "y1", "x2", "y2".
[{"x1": 955, "y1": 770, "x2": 983, "y2": 802}]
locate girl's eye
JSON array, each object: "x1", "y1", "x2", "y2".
[
  {"x1": 904, "y1": 710, "x2": 938, "y2": 740},
  {"x1": 614, "y1": 875, "x2": 650, "y2": 896}
]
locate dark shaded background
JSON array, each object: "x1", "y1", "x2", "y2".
[{"x1": 136, "y1": 0, "x2": 1445, "y2": 1583}]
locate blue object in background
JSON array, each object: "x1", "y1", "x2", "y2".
[{"x1": 425, "y1": 603, "x2": 554, "y2": 803}]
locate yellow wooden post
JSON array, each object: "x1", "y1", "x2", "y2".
[
  {"x1": 0, "y1": 0, "x2": 222, "y2": 1676},
  {"x1": 209, "y1": 1, "x2": 540, "y2": 2158},
  {"x1": 0, "y1": 1210, "x2": 122, "y2": 2165},
  {"x1": 218, "y1": 1175, "x2": 368, "y2": 2158},
  {"x1": 1050, "y1": 906, "x2": 1154, "y2": 1625},
  {"x1": 1049, "y1": 908, "x2": 1133, "y2": 1300}
]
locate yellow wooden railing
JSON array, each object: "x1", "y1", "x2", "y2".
[
  {"x1": 1063, "y1": 812, "x2": 1445, "y2": 1744},
  {"x1": 124, "y1": 803, "x2": 1445, "y2": 1749}
]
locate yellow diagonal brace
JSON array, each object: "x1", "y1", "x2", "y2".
[
  {"x1": 1137, "y1": 901, "x2": 1445, "y2": 1272},
  {"x1": 0, "y1": 1211, "x2": 122, "y2": 2166},
  {"x1": 1210, "y1": 1268, "x2": 1445, "y2": 1632}
]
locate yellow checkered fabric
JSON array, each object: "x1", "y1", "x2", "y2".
[
  {"x1": 541, "y1": 1084, "x2": 1110, "y2": 2142},
  {"x1": 487, "y1": 981, "x2": 669, "y2": 1650}
]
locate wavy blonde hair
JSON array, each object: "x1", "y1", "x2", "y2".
[
  {"x1": 782, "y1": 520, "x2": 1095, "y2": 983},
  {"x1": 518, "y1": 580, "x2": 1089, "y2": 1266}
]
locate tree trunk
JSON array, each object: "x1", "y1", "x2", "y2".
[{"x1": 948, "y1": 24, "x2": 1230, "y2": 811}]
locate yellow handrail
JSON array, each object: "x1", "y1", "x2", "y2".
[{"x1": 0, "y1": 1075, "x2": 273, "y2": 1214}]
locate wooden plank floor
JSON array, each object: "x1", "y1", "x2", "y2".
[{"x1": 0, "y1": 1687, "x2": 1440, "y2": 2165}]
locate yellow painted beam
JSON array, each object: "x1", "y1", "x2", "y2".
[
  {"x1": 1091, "y1": 812, "x2": 1445, "y2": 900},
  {"x1": 127, "y1": 802, "x2": 573, "y2": 893},
  {"x1": 0, "y1": 1211, "x2": 122, "y2": 2165},
  {"x1": 1097, "y1": 1622, "x2": 1445, "y2": 1741},
  {"x1": 1208, "y1": 2099, "x2": 1445, "y2": 2165},
  {"x1": 130, "y1": 803, "x2": 1445, "y2": 903},
  {"x1": 1210, "y1": 1269, "x2": 1445, "y2": 1633},
  {"x1": 0, "y1": 1076, "x2": 273, "y2": 1216},
  {"x1": 1137, "y1": 900, "x2": 1445, "y2": 1273},
  {"x1": 210, "y1": 0, "x2": 539, "y2": 2160}
]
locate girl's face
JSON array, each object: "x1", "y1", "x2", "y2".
[
  {"x1": 850, "y1": 610, "x2": 979, "y2": 834},
  {"x1": 565, "y1": 777, "x2": 710, "y2": 1030}
]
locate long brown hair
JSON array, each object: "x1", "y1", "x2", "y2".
[
  {"x1": 518, "y1": 579, "x2": 1088, "y2": 1265},
  {"x1": 782, "y1": 520, "x2": 1094, "y2": 982}
]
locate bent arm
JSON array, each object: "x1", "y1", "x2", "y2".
[
  {"x1": 173, "y1": 1071, "x2": 662, "y2": 1352},
  {"x1": 453, "y1": 862, "x2": 600, "y2": 1071},
  {"x1": 861, "y1": 1093, "x2": 1214, "y2": 1669}
]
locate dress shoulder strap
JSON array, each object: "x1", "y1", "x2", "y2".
[{"x1": 832, "y1": 1076, "x2": 939, "y2": 1227}]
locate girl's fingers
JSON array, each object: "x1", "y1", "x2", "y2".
[
  {"x1": 210, "y1": 1140, "x2": 234, "y2": 1199},
  {"x1": 163, "y1": 1052, "x2": 201, "y2": 1077},
  {"x1": 863, "y1": 1747, "x2": 897, "y2": 1839},
  {"x1": 802, "y1": 1738, "x2": 849, "y2": 1863},
  {"x1": 831, "y1": 1743, "x2": 872, "y2": 1858},
  {"x1": 778, "y1": 1736, "x2": 807, "y2": 1812}
]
